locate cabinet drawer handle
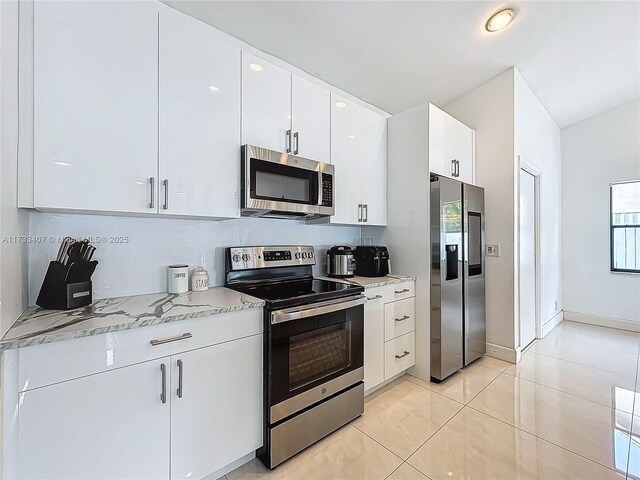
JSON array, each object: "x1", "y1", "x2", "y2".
[
  {"x1": 177, "y1": 359, "x2": 184, "y2": 399},
  {"x1": 363, "y1": 204, "x2": 368, "y2": 223},
  {"x1": 395, "y1": 351, "x2": 410, "y2": 360},
  {"x1": 367, "y1": 294, "x2": 383, "y2": 301},
  {"x1": 150, "y1": 332, "x2": 192, "y2": 346},
  {"x1": 286, "y1": 129, "x2": 292, "y2": 153},
  {"x1": 149, "y1": 177, "x2": 155, "y2": 209},
  {"x1": 395, "y1": 289, "x2": 410, "y2": 294},
  {"x1": 160, "y1": 363, "x2": 167, "y2": 404},
  {"x1": 358, "y1": 204, "x2": 363, "y2": 223},
  {"x1": 293, "y1": 131, "x2": 299, "y2": 155},
  {"x1": 395, "y1": 315, "x2": 410, "y2": 322},
  {"x1": 162, "y1": 179, "x2": 169, "y2": 210}
]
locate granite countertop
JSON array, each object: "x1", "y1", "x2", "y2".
[
  {"x1": 318, "y1": 274, "x2": 416, "y2": 289},
  {"x1": 0, "y1": 288, "x2": 264, "y2": 351}
]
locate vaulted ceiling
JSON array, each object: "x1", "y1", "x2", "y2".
[{"x1": 165, "y1": 1, "x2": 640, "y2": 128}]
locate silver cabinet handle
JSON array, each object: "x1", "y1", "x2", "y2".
[
  {"x1": 176, "y1": 359, "x2": 184, "y2": 399},
  {"x1": 149, "y1": 177, "x2": 155, "y2": 209},
  {"x1": 395, "y1": 315, "x2": 410, "y2": 322},
  {"x1": 162, "y1": 179, "x2": 169, "y2": 210},
  {"x1": 367, "y1": 294, "x2": 383, "y2": 301},
  {"x1": 293, "y1": 131, "x2": 299, "y2": 155},
  {"x1": 455, "y1": 160, "x2": 460, "y2": 177},
  {"x1": 358, "y1": 204, "x2": 363, "y2": 223},
  {"x1": 160, "y1": 363, "x2": 167, "y2": 404},
  {"x1": 363, "y1": 204, "x2": 368, "y2": 222},
  {"x1": 286, "y1": 129, "x2": 292, "y2": 153},
  {"x1": 451, "y1": 160, "x2": 456, "y2": 177},
  {"x1": 395, "y1": 288, "x2": 410, "y2": 294},
  {"x1": 150, "y1": 332, "x2": 192, "y2": 346},
  {"x1": 395, "y1": 351, "x2": 410, "y2": 359}
]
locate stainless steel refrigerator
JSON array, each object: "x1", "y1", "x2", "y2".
[{"x1": 430, "y1": 174, "x2": 486, "y2": 382}]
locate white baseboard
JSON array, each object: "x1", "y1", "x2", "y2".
[
  {"x1": 486, "y1": 342, "x2": 518, "y2": 363},
  {"x1": 563, "y1": 311, "x2": 640, "y2": 333},
  {"x1": 542, "y1": 311, "x2": 563, "y2": 337},
  {"x1": 203, "y1": 451, "x2": 255, "y2": 479}
]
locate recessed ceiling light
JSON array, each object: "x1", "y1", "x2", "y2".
[
  {"x1": 485, "y1": 8, "x2": 515, "y2": 32},
  {"x1": 249, "y1": 63, "x2": 263, "y2": 72},
  {"x1": 335, "y1": 101, "x2": 347, "y2": 108},
  {"x1": 347, "y1": 135, "x2": 356, "y2": 139},
  {"x1": 53, "y1": 161, "x2": 71, "y2": 167},
  {"x1": 208, "y1": 85, "x2": 220, "y2": 92}
]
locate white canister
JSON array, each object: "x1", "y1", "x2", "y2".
[
  {"x1": 191, "y1": 267, "x2": 209, "y2": 292},
  {"x1": 168, "y1": 264, "x2": 189, "y2": 294}
]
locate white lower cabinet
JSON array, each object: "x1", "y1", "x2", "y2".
[
  {"x1": 363, "y1": 281, "x2": 415, "y2": 394},
  {"x1": 18, "y1": 357, "x2": 171, "y2": 480},
  {"x1": 13, "y1": 311, "x2": 263, "y2": 480},
  {"x1": 170, "y1": 335, "x2": 262, "y2": 479}
]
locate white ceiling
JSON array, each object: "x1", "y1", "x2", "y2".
[{"x1": 165, "y1": 1, "x2": 640, "y2": 128}]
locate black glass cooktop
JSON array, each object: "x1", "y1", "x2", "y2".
[{"x1": 229, "y1": 277, "x2": 364, "y2": 310}]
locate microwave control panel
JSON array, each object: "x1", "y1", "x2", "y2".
[
  {"x1": 227, "y1": 246, "x2": 316, "y2": 270},
  {"x1": 321, "y1": 173, "x2": 333, "y2": 207}
]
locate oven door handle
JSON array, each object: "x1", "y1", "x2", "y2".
[{"x1": 271, "y1": 295, "x2": 366, "y2": 324}]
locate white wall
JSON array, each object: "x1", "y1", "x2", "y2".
[
  {"x1": 0, "y1": 0, "x2": 29, "y2": 337},
  {"x1": 513, "y1": 70, "x2": 563, "y2": 341},
  {"x1": 562, "y1": 100, "x2": 640, "y2": 325},
  {"x1": 445, "y1": 69, "x2": 516, "y2": 356},
  {"x1": 28, "y1": 213, "x2": 361, "y2": 302}
]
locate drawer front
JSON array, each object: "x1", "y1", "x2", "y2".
[
  {"x1": 384, "y1": 331, "x2": 416, "y2": 380},
  {"x1": 18, "y1": 308, "x2": 263, "y2": 391},
  {"x1": 384, "y1": 298, "x2": 415, "y2": 341},
  {"x1": 364, "y1": 285, "x2": 392, "y2": 304},
  {"x1": 390, "y1": 282, "x2": 414, "y2": 301}
]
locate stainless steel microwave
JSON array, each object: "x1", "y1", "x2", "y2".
[{"x1": 241, "y1": 145, "x2": 335, "y2": 219}]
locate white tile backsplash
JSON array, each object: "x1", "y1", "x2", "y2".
[{"x1": 28, "y1": 212, "x2": 362, "y2": 303}]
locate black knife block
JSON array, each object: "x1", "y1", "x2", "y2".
[{"x1": 36, "y1": 260, "x2": 99, "y2": 310}]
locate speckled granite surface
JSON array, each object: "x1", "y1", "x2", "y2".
[{"x1": 0, "y1": 288, "x2": 264, "y2": 351}]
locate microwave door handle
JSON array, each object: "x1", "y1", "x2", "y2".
[
  {"x1": 271, "y1": 295, "x2": 366, "y2": 324},
  {"x1": 317, "y1": 169, "x2": 323, "y2": 206}
]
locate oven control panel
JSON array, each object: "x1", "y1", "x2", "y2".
[{"x1": 227, "y1": 245, "x2": 316, "y2": 270}]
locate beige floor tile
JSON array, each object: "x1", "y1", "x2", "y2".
[
  {"x1": 504, "y1": 350, "x2": 637, "y2": 413},
  {"x1": 468, "y1": 374, "x2": 632, "y2": 470},
  {"x1": 472, "y1": 355, "x2": 512, "y2": 372},
  {"x1": 406, "y1": 364, "x2": 500, "y2": 404},
  {"x1": 227, "y1": 425, "x2": 402, "y2": 480},
  {"x1": 385, "y1": 463, "x2": 430, "y2": 480},
  {"x1": 407, "y1": 407, "x2": 624, "y2": 480},
  {"x1": 546, "y1": 321, "x2": 640, "y2": 354},
  {"x1": 352, "y1": 379, "x2": 462, "y2": 459}
]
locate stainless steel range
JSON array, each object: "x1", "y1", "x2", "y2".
[{"x1": 224, "y1": 245, "x2": 365, "y2": 469}]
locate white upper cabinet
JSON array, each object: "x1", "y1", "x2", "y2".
[
  {"x1": 327, "y1": 94, "x2": 387, "y2": 226},
  {"x1": 159, "y1": 8, "x2": 241, "y2": 218},
  {"x1": 291, "y1": 75, "x2": 330, "y2": 162},
  {"x1": 429, "y1": 103, "x2": 475, "y2": 183},
  {"x1": 33, "y1": 1, "x2": 158, "y2": 214},
  {"x1": 241, "y1": 53, "x2": 292, "y2": 153},
  {"x1": 18, "y1": 357, "x2": 171, "y2": 479}
]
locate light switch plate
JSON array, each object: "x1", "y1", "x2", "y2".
[{"x1": 486, "y1": 245, "x2": 500, "y2": 257}]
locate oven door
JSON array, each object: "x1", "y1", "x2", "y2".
[
  {"x1": 268, "y1": 295, "x2": 365, "y2": 423},
  {"x1": 241, "y1": 145, "x2": 334, "y2": 218}
]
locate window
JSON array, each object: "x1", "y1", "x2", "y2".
[{"x1": 611, "y1": 180, "x2": 640, "y2": 273}]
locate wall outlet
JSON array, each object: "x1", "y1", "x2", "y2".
[{"x1": 486, "y1": 245, "x2": 500, "y2": 257}]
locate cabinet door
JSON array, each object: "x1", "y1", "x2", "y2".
[
  {"x1": 360, "y1": 112, "x2": 387, "y2": 226},
  {"x1": 159, "y1": 8, "x2": 241, "y2": 218},
  {"x1": 242, "y1": 52, "x2": 292, "y2": 152},
  {"x1": 291, "y1": 75, "x2": 330, "y2": 163},
  {"x1": 364, "y1": 289, "x2": 386, "y2": 392},
  {"x1": 170, "y1": 334, "x2": 262, "y2": 479},
  {"x1": 330, "y1": 94, "x2": 365, "y2": 225},
  {"x1": 18, "y1": 358, "x2": 170, "y2": 479},
  {"x1": 428, "y1": 103, "x2": 448, "y2": 177},
  {"x1": 447, "y1": 117, "x2": 475, "y2": 184},
  {"x1": 33, "y1": 1, "x2": 158, "y2": 213}
]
